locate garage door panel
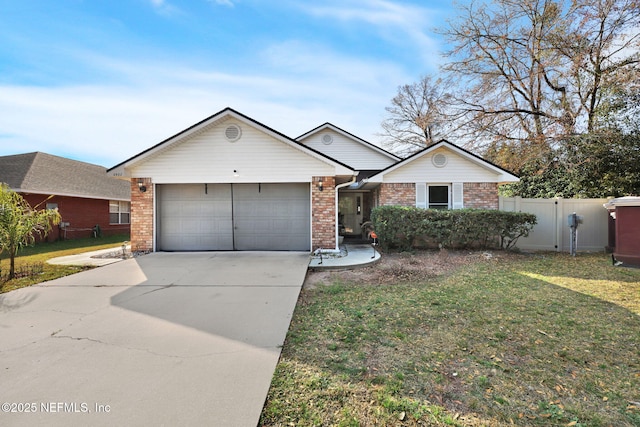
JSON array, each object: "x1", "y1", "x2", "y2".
[
  {"x1": 157, "y1": 184, "x2": 234, "y2": 251},
  {"x1": 157, "y1": 183, "x2": 310, "y2": 251},
  {"x1": 233, "y1": 184, "x2": 310, "y2": 251}
]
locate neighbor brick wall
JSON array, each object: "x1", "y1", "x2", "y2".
[
  {"x1": 130, "y1": 178, "x2": 154, "y2": 252},
  {"x1": 312, "y1": 176, "x2": 336, "y2": 250},
  {"x1": 22, "y1": 194, "x2": 130, "y2": 241},
  {"x1": 378, "y1": 183, "x2": 416, "y2": 207},
  {"x1": 464, "y1": 182, "x2": 499, "y2": 209}
]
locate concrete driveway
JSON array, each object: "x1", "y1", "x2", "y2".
[{"x1": 0, "y1": 252, "x2": 309, "y2": 427}]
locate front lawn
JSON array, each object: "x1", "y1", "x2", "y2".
[
  {"x1": 261, "y1": 251, "x2": 640, "y2": 426},
  {"x1": 0, "y1": 234, "x2": 130, "y2": 293}
]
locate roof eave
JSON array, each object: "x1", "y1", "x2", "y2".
[
  {"x1": 108, "y1": 108, "x2": 356, "y2": 177},
  {"x1": 296, "y1": 122, "x2": 401, "y2": 162}
]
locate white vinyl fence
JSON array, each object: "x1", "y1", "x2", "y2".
[{"x1": 499, "y1": 197, "x2": 610, "y2": 252}]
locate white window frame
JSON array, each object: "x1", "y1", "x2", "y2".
[
  {"x1": 109, "y1": 201, "x2": 130, "y2": 224},
  {"x1": 416, "y1": 183, "x2": 464, "y2": 210}
]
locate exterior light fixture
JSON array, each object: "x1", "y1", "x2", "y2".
[
  {"x1": 137, "y1": 179, "x2": 147, "y2": 193},
  {"x1": 318, "y1": 179, "x2": 323, "y2": 192}
]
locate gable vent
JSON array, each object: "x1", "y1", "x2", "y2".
[
  {"x1": 432, "y1": 153, "x2": 447, "y2": 168},
  {"x1": 321, "y1": 134, "x2": 333, "y2": 145},
  {"x1": 225, "y1": 124, "x2": 241, "y2": 142}
]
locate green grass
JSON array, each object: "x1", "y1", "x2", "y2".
[
  {"x1": 0, "y1": 234, "x2": 130, "y2": 293},
  {"x1": 260, "y1": 252, "x2": 640, "y2": 426}
]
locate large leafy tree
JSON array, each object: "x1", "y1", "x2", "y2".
[
  {"x1": 0, "y1": 184, "x2": 61, "y2": 280},
  {"x1": 564, "y1": 131, "x2": 640, "y2": 197},
  {"x1": 500, "y1": 89, "x2": 640, "y2": 198}
]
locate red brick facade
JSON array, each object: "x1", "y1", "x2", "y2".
[
  {"x1": 22, "y1": 193, "x2": 130, "y2": 241},
  {"x1": 312, "y1": 176, "x2": 336, "y2": 250},
  {"x1": 130, "y1": 178, "x2": 154, "y2": 252},
  {"x1": 464, "y1": 183, "x2": 499, "y2": 209},
  {"x1": 126, "y1": 178, "x2": 500, "y2": 252},
  {"x1": 375, "y1": 182, "x2": 499, "y2": 210},
  {"x1": 129, "y1": 177, "x2": 338, "y2": 252},
  {"x1": 377, "y1": 183, "x2": 416, "y2": 207}
]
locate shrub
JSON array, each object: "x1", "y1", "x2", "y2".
[{"x1": 371, "y1": 206, "x2": 537, "y2": 251}]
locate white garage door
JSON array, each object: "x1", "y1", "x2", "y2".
[{"x1": 157, "y1": 183, "x2": 310, "y2": 251}]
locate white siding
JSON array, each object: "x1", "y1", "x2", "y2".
[
  {"x1": 299, "y1": 129, "x2": 397, "y2": 170},
  {"x1": 452, "y1": 183, "x2": 464, "y2": 209},
  {"x1": 383, "y1": 148, "x2": 500, "y2": 183},
  {"x1": 416, "y1": 183, "x2": 427, "y2": 208},
  {"x1": 131, "y1": 119, "x2": 335, "y2": 183}
]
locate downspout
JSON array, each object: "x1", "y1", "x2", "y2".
[
  {"x1": 312, "y1": 174, "x2": 358, "y2": 256},
  {"x1": 333, "y1": 174, "x2": 358, "y2": 251}
]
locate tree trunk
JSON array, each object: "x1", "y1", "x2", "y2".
[{"x1": 9, "y1": 245, "x2": 16, "y2": 280}]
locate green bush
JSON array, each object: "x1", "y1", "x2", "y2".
[{"x1": 371, "y1": 206, "x2": 537, "y2": 251}]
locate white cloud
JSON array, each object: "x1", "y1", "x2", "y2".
[
  {"x1": 297, "y1": 0, "x2": 442, "y2": 69},
  {"x1": 0, "y1": 43, "x2": 408, "y2": 167},
  {"x1": 208, "y1": 0, "x2": 236, "y2": 6},
  {"x1": 148, "y1": 0, "x2": 182, "y2": 16}
]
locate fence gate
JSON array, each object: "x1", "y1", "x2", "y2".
[{"x1": 499, "y1": 197, "x2": 610, "y2": 252}]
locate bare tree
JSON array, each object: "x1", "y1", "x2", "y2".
[
  {"x1": 439, "y1": 0, "x2": 639, "y2": 168},
  {"x1": 380, "y1": 75, "x2": 452, "y2": 156},
  {"x1": 561, "y1": 0, "x2": 640, "y2": 132},
  {"x1": 442, "y1": 0, "x2": 568, "y2": 156}
]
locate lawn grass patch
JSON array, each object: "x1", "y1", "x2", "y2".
[
  {"x1": 261, "y1": 252, "x2": 640, "y2": 426},
  {"x1": 0, "y1": 234, "x2": 130, "y2": 293}
]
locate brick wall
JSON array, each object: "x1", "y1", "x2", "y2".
[
  {"x1": 378, "y1": 183, "x2": 416, "y2": 207},
  {"x1": 464, "y1": 183, "x2": 499, "y2": 209},
  {"x1": 130, "y1": 178, "x2": 154, "y2": 252},
  {"x1": 22, "y1": 194, "x2": 130, "y2": 241},
  {"x1": 312, "y1": 176, "x2": 336, "y2": 250}
]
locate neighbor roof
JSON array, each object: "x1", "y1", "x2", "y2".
[{"x1": 0, "y1": 152, "x2": 130, "y2": 201}]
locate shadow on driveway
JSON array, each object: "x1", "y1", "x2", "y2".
[{"x1": 0, "y1": 251, "x2": 309, "y2": 427}]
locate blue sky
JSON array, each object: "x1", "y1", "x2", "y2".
[{"x1": 0, "y1": 0, "x2": 453, "y2": 167}]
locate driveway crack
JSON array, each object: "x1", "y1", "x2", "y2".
[{"x1": 49, "y1": 333, "x2": 249, "y2": 359}]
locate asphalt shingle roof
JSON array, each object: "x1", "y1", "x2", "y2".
[{"x1": 0, "y1": 152, "x2": 130, "y2": 201}]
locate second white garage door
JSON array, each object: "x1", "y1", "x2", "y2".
[{"x1": 157, "y1": 183, "x2": 311, "y2": 251}]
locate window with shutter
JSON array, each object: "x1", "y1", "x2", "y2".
[{"x1": 415, "y1": 183, "x2": 464, "y2": 210}]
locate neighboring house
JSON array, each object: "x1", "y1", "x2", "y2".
[
  {"x1": 107, "y1": 107, "x2": 518, "y2": 253},
  {"x1": 0, "y1": 152, "x2": 131, "y2": 241}
]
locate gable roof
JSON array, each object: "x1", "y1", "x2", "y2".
[
  {"x1": 367, "y1": 139, "x2": 519, "y2": 183},
  {"x1": 0, "y1": 152, "x2": 130, "y2": 201},
  {"x1": 108, "y1": 108, "x2": 355, "y2": 177},
  {"x1": 296, "y1": 122, "x2": 401, "y2": 162}
]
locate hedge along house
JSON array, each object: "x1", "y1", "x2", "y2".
[
  {"x1": 107, "y1": 108, "x2": 356, "y2": 252},
  {"x1": 296, "y1": 133, "x2": 519, "y2": 239},
  {"x1": 0, "y1": 152, "x2": 131, "y2": 241},
  {"x1": 108, "y1": 108, "x2": 519, "y2": 253}
]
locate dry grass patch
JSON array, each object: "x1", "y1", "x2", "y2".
[{"x1": 261, "y1": 251, "x2": 640, "y2": 426}]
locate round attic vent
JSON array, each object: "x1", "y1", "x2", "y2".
[
  {"x1": 321, "y1": 134, "x2": 333, "y2": 145},
  {"x1": 225, "y1": 124, "x2": 241, "y2": 142},
  {"x1": 432, "y1": 153, "x2": 448, "y2": 168}
]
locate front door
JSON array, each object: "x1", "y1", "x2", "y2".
[{"x1": 338, "y1": 192, "x2": 363, "y2": 236}]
